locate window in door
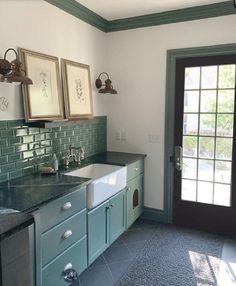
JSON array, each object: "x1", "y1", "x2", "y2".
[{"x1": 181, "y1": 64, "x2": 235, "y2": 207}]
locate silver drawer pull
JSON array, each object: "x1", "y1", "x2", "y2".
[
  {"x1": 62, "y1": 202, "x2": 72, "y2": 211},
  {"x1": 62, "y1": 230, "x2": 73, "y2": 240},
  {"x1": 135, "y1": 167, "x2": 139, "y2": 171}
]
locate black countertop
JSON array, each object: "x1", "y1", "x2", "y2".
[
  {"x1": 0, "y1": 151, "x2": 146, "y2": 240},
  {"x1": 89, "y1": 151, "x2": 146, "y2": 166}
]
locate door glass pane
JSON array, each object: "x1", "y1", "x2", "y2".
[
  {"x1": 215, "y1": 161, "x2": 231, "y2": 184},
  {"x1": 218, "y1": 90, "x2": 235, "y2": 113},
  {"x1": 183, "y1": 114, "x2": 198, "y2": 135},
  {"x1": 181, "y1": 179, "x2": 196, "y2": 201},
  {"x1": 218, "y1": 65, "x2": 235, "y2": 88},
  {"x1": 183, "y1": 136, "x2": 197, "y2": 157},
  {"x1": 197, "y1": 181, "x2": 213, "y2": 204},
  {"x1": 214, "y1": 184, "x2": 231, "y2": 207},
  {"x1": 215, "y1": 138, "x2": 233, "y2": 160},
  {"x1": 216, "y1": 114, "x2": 234, "y2": 137},
  {"x1": 201, "y1": 66, "x2": 217, "y2": 89},
  {"x1": 199, "y1": 114, "x2": 215, "y2": 136},
  {"x1": 182, "y1": 158, "x2": 197, "y2": 179},
  {"x1": 185, "y1": 67, "x2": 200, "y2": 90},
  {"x1": 199, "y1": 137, "x2": 214, "y2": 159},
  {"x1": 184, "y1": 91, "x2": 199, "y2": 112},
  {"x1": 198, "y1": 159, "x2": 214, "y2": 181},
  {"x1": 200, "y1": 90, "x2": 216, "y2": 112},
  {"x1": 181, "y1": 63, "x2": 235, "y2": 207}
]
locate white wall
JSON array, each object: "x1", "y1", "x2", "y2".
[
  {"x1": 105, "y1": 15, "x2": 236, "y2": 210},
  {"x1": 0, "y1": 0, "x2": 107, "y2": 118}
]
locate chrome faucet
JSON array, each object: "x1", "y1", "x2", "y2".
[{"x1": 63, "y1": 145, "x2": 85, "y2": 168}]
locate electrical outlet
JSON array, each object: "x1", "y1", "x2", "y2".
[
  {"x1": 148, "y1": 134, "x2": 160, "y2": 143},
  {"x1": 115, "y1": 131, "x2": 121, "y2": 141},
  {"x1": 121, "y1": 131, "x2": 126, "y2": 141}
]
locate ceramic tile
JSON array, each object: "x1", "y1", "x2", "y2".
[
  {"x1": 0, "y1": 117, "x2": 106, "y2": 183},
  {"x1": 103, "y1": 244, "x2": 131, "y2": 264},
  {"x1": 120, "y1": 228, "x2": 155, "y2": 243},
  {"x1": 108, "y1": 260, "x2": 132, "y2": 283},
  {"x1": 79, "y1": 264, "x2": 114, "y2": 286}
]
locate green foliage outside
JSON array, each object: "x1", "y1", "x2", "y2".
[{"x1": 183, "y1": 64, "x2": 235, "y2": 162}]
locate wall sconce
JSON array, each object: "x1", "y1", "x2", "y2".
[
  {"x1": 95, "y1": 72, "x2": 117, "y2": 94},
  {"x1": 0, "y1": 48, "x2": 33, "y2": 85}
]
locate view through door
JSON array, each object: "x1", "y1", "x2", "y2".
[{"x1": 173, "y1": 55, "x2": 236, "y2": 236}]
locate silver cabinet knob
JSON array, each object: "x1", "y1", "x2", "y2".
[
  {"x1": 135, "y1": 167, "x2": 138, "y2": 171},
  {"x1": 64, "y1": 263, "x2": 73, "y2": 271},
  {"x1": 62, "y1": 202, "x2": 72, "y2": 211},
  {"x1": 62, "y1": 230, "x2": 73, "y2": 240}
]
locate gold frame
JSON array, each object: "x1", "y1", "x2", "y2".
[
  {"x1": 19, "y1": 48, "x2": 64, "y2": 122},
  {"x1": 61, "y1": 58, "x2": 93, "y2": 120}
]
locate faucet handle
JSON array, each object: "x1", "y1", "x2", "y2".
[
  {"x1": 63, "y1": 156, "x2": 69, "y2": 168},
  {"x1": 80, "y1": 147, "x2": 85, "y2": 160}
]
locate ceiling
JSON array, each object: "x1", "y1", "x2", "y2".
[{"x1": 75, "y1": 0, "x2": 226, "y2": 20}]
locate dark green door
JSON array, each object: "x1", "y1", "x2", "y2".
[{"x1": 173, "y1": 54, "x2": 236, "y2": 236}]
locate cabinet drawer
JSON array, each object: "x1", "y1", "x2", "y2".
[
  {"x1": 127, "y1": 160, "x2": 144, "y2": 181},
  {"x1": 39, "y1": 187, "x2": 86, "y2": 233},
  {"x1": 42, "y1": 236, "x2": 87, "y2": 286},
  {"x1": 42, "y1": 209, "x2": 86, "y2": 266}
]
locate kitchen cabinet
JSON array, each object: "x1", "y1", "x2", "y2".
[
  {"x1": 126, "y1": 159, "x2": 144, "y2": 228},
  {"x1": 32, "y1": 186, "x2": 87, "y2": 286},
  {"x1": 88, "y1": 189, "x2": 126, "y2": 265},
  {"x1": 109, "y1": 190, "x2": 126, "y2": 244}
]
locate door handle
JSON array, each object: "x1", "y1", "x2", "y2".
[{"x1": 174, "y1": 146, "x2": 183, "y2": 171}]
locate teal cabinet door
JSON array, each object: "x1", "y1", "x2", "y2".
[
  {"x1": 109, "y1": 190, "x2": 126, "y2": 244},
  {"x1": 88, "y1": 200, "x2": 110, "y2": 264},
  {"x1": 126, "y1": 174, "x2": 143, "y2": 228}
]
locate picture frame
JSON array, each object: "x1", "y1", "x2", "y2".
[
  {"x1": 19, "y1": 48, "x2": 64, "y2": 122},
  {"x1": 61, "y1": 58, "x2": 93, "y2": 120}
]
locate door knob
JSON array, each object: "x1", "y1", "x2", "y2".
[{"x1": 174, "y1": 146, "x2": 183, "y2": 171}]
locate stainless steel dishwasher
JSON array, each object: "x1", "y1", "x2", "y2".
[{"x1": 0, "y1": 209, "x2": 34, "y2": 286}]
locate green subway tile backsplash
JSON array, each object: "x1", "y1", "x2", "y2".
[{"x1": 0, "y1": 116, "x2": 107, "y2": 183}]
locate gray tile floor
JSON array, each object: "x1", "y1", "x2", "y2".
[
  {"x1": 78, "y1": 219, "x2": 157, "y2": 286},
  {"x1": 76, "y1": 219, "x2": 236, "y2": 286}
]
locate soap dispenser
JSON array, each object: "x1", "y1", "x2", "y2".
[{"x1": 53, "y1": 153, "x2": 58, "y2": 172}]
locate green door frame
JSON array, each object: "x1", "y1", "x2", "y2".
[{"x1": 164, "y1": 42, "x2": 236, "y2": 223}]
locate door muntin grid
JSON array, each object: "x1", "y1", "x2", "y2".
[{"x1": 181, "y1": 64, "x2": 235, "y2": 207}]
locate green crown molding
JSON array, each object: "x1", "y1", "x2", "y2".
[
  {"x1": 45, "y1": 0, "x2": 108, "y2": 32},
  {"x1": 107, "y1": 1, "x2": 236, "y2": 32},
  {"x1": 45, "y1": 0, "x2": 236, "y2": 32}
]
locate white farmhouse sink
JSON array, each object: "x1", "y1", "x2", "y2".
[{"x1": 65, "y1": 164, "x2": 127, "y2": 209}]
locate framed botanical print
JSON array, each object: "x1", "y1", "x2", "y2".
[
  {"x1": 61, "y1": 59, "x2": 93, "y2": 120},
  {"x1": 19, "y1": 48, "x2": 64, "y2": 122}
]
